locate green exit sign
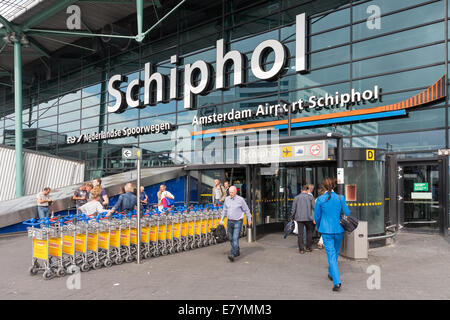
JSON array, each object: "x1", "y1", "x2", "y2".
[{"x1": 414, "y1": 183, "x2": 428, "y2": 191}]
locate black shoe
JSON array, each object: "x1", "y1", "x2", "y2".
[
  {"x1": 332, "y1": 284, "x2": 341, "y2": 292},
  {"x1": 328, "y1": 274, "x2": 333, "y2": 281},
  {"x1": 228, "y1": 255, "x2": 235, "y2": 262},
  {"x1": 235, "y1": 252, "x2": 240, "y2": 257}
]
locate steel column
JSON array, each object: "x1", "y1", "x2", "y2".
[
  {"x1": 136, "y1": 0, "x2": 144, "y2": 42},
  {"x1": 337, "y1": 137, "x2": 344, "y2": 195},
  {"x1": 14, "y1": 40, "x2": 23, "y2": 197}
]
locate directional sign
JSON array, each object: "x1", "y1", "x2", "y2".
[
  {"x1": 122, "y1": 147, "x2": 142, "y2": 160},
  {"x1": 366, "y1": 149, "x2": 375, "y2": 161}
]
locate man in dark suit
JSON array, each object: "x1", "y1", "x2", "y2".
[{"x1": 290, "y1": 184, "x2": 315, "y2": 254}]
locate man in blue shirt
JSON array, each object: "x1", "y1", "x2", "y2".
[
  {"x1": 106, "y1": 182, "x2": 137, "y2": 217},
  {"x1": 220, "y1": 186, "x2": 252, "y2": 262}
]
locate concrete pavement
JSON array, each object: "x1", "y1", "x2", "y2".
[{"x1": 0, "y1": 231, "x2": 449, "y2": 300}]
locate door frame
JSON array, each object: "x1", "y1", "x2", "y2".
[{"x1": 396, "y1": 156, "x2": 448, "y2": 236}]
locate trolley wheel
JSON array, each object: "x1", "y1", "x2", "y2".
[
  {"x1": 114, "y1": 257, "x2": 123, "y2": 265},
  {"x1": 168, "y1": 247, "x2": 174, "y2": 254},
  {"x1": 92, "y1": 261, "x2": 102, "y2": 270},
  {"x1": 161, "y1": 248, "x2": 168, "y2": 256},
  {"x1": 190, "y1": 242, "x2": 195, "y2": 250},
  {"x1": 43, "y1": 270, "x2": 54, "y2": 280},
  {"x1": 125, "y1": 255, "x2": 134, "y2": 263},
  {"x1": 80, "y1": 263, "x2": 90, "y2": 272},
  {"x1": 183, "y1": 244, "x2": 189, "y2": 251},
  {"x1": 198, "y1": 241, "x2": 203, "y2": 248},
  {"x1": 176, "y1": 245, "x2": 182, "y2": 253},
  {"x1": 56, "y1": 268, "x2": 66, "y2": 277},
  {"x1": 104, "y1": 259, "x2": 112, "y2": 268},
  {"x1": 29, "y1": 266, "x2": 39, "y2": 276},
  {"x1": 144, "y1": 251, "x2": 151, "y2": 259}
]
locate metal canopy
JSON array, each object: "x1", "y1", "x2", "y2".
[{"x1": 0, "y1": 0, "x2": 183, "y2": 86}]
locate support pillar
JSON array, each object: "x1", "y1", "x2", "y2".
[{"x1": 14, "y1": 40, "x2": 23, "y2": 197}]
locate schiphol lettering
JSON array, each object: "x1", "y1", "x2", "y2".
[
  {"x1": 191, "y1": 85, "x2": 379, "y2": 126},
  {"x1": 107, "y1": 13, "x2": 307, "y2": 113}
]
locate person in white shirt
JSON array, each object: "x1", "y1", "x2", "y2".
[
  {"x1": 79, "y1": 187, "x2": 106, "y2": 218},
  {"x1": 157, "y1": 184, "x2": 174, "y2": 211}
]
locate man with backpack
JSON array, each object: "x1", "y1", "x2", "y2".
[{"x1": 219, "y1": 186, "x2": 252, "y2": 262}]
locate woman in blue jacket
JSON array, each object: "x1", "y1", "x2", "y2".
[{"x1": 314, "y1": 178, "x2": 351, "y2": 292}]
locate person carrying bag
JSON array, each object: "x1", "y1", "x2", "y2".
[{"x1": 314, "y1": 178, "x2": 351, "y2": 292}]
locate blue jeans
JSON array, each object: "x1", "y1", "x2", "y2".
[
  {"x1": 322, "y1": 233, "x2": 344, "y2": 286},
  {"x1": 227, "y1": 219, "x2": 243, "y2": 257},
  {"x1": 37, "y1": 206, "x2": 49, "y2": 219}
]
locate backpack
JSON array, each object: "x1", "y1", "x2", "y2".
[{"x1": 211, "y1": 225, "x2": 227, "y2": 243}]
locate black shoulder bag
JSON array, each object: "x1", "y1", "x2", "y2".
[{"x1": 338, "y1": 195, "x2": 359, "y2": 233}]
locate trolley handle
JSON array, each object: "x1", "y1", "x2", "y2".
[{"x1": 23, "y1": 218, "x2": 41, "y2": 226}]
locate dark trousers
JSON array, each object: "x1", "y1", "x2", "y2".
[{"x1": 297, "y1": 221, "x2": 315, "y2": 251}]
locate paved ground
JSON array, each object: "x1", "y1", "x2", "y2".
[{"x1": 0, "y1": 231, "x2": 449, "y2": 300}]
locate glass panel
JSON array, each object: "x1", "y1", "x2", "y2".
[
  {"x1": 310, "y1": 8, "x2": 350, "y2": 34},
  {"x1": 353, "y1": 43, "x2": 445, "y2": 78},
  {"x1": 403, "y1": 164, "x2": 440, "y2": 230},
  {"x1": 352, "y1": 108, "x2": 445, "y2": 135},
  {"x1": 352, "y1": 129, "x2": 445, "y2": 151},
  {"x1": 353, "y1": 22, "x2": 444, "y2": 60},
  {"x1": 353, "y1": 0, "x2": 431, "y2": 21},
  {"x1": 353, "y1": 2, "x2": 444, "y2": 41},
  {"x1": 199, "y1": 169, "x2": 224, "y2": 205},
  {"x1": 311, "y1": 27, "x2": 350, "y2": 52},
  {"x1": 353, "y1": 64, "x2": 445, "y2": 96},
  {"x1": 311, "y1": 45, "x2": 350, "y2": 69},
  {"x1": 344, "y1": 160, "x2": 385, "y2": 235}
]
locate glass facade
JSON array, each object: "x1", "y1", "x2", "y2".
[{"x1": 0, "y1": 0, "x2": 448, "y2": 181}]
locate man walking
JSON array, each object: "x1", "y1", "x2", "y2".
[
  {"x1": 220, "y1": 186, "x2": 252, "y2": 262},
  {"x1": 291, "y1": 184, "x2": 315, "y2": 254}
]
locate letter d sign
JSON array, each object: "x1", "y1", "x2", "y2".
[{"x1": 366, "y1": 149, "x2": 375, "y2": 161}]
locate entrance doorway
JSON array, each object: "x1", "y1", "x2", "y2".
[
  {"x1": 252, "y1": 163, "x2": 336, "y2": 227},
  {"x1": 398, "y1": 159, "x2": 448, "y2": 234}
]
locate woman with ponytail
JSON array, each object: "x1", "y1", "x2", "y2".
[{"x1": 314, "y1": 177, "x2": 351, "y2": 292}]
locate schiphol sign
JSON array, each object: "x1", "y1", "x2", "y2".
[{"x1": 107, "y1": 13, "x2": 310, "y2": 112}]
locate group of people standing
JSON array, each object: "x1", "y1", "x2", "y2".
[
  {"x1": 290, "y1": 177, "x2": 351, "y2": 292},
  {"x1": 36, "y1": 179, "x2": 175, "y2": 219}
]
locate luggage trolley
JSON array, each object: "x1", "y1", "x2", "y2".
[
  {"x1": 109, "y1": 213, "x2": 125, "y2": 265},
  {"x1": 24, "y1": 217, "x2": 64, "y2": 279},
  {"x1": 96, "y1": 214, "x2": 114, "y2": 267},
  {"x1": 140, "y1": 212, "x2": 152, "y2": 259},
  {"x1": 149, "y1": 212, "x2": 160, "y2": 257},
  {"x1": 165, "y1": 213, "x2": 175, "y2": 254},
  {"x1": 172, "y1": 211, "x2": 183, "y2": 253},
  {"x1": 119, "y1": 212, "x2": 135, "y2": 263},
  {"x1": 86, "y1": 212, "x2": 110, "y2": 269},
  {"x1": 72, "y1": 214, "x2": 91, "y2": 272},
  {"x1": 157, "y1": 212, "x2": 169, "y2": 256}
]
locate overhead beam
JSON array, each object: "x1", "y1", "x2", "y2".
[
  {"x1": 141, "y1": 0, "x2": 186, "y2": 40},
  {"x1": 27, "y1": 28, "x2": 135, "y2": 40},
  {"x1": 28, "y1": 37, "x2": 51, "y2": 58},
  {"x1": 0, "y1": 14, "x2": 15, "y2": 32},
  {"x1": 21, "y1": 0, "x2": 80, "y2": 32}
]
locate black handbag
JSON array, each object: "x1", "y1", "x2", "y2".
[{"x1": 338, "y1": 195, "x2": 359, "y2": 233}]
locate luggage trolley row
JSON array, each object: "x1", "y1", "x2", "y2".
[{"x1": 24, "y1": 204, "x2": 248, "y2": 279}]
